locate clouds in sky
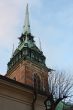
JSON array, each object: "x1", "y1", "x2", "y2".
[{"x1": 0, "y1": 0, "x2": 73, "y2": 74}]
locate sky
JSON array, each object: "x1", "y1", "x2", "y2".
[{"x1": 0, "y1": 0, "x2": 73, "y2": 75}]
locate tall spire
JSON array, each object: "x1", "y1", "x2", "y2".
[
  {"x1": 12, "y1": 44, "x2": 14, "y2": 57},
  {"x1": 23, "y1": 4, "x2": 31, "y2": 34},
  {"x1": 39, "y1": 37, "x2": 42, "y2": 51}
]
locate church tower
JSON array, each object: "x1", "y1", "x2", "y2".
[{"x1": 6, "y1": 4, "x2": 51, "y2": 92}]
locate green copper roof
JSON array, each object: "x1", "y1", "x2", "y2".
[
  {"x1": 18, "y1": 34, "x2": 35, "y2": 50},
  {"x1": 56, "y1": 101, "x2": 72, "y2": 110}
]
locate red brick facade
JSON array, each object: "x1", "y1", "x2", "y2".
[{"x1": 6, "y1": 60, "x2": 49, "y2": 91}]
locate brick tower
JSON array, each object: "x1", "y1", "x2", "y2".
[{"x1": 6, "y1": 4, "x2": 51, "y2": 92}]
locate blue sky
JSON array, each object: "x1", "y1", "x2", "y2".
[{"x1": 0, "y1": 0, "x2": 73, "y2": 75}]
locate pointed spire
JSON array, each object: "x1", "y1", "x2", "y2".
[
  {"x1": 12, "y1": 44, "x2": 14, "y2": 57},
  {"x1": 39, "y1": 37, "x2": 42, "y2": 51},
  {"x1": 23, "y1": 4, "x2": 31, "y2": 34}
]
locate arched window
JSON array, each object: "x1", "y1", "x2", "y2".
[{"x1": 33, "y1": 74, "x2": 41, "y2": 91}]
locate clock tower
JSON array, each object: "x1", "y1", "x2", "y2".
[{"x1": 6, "y1": 4, "x2": 51, "y2": 92}]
